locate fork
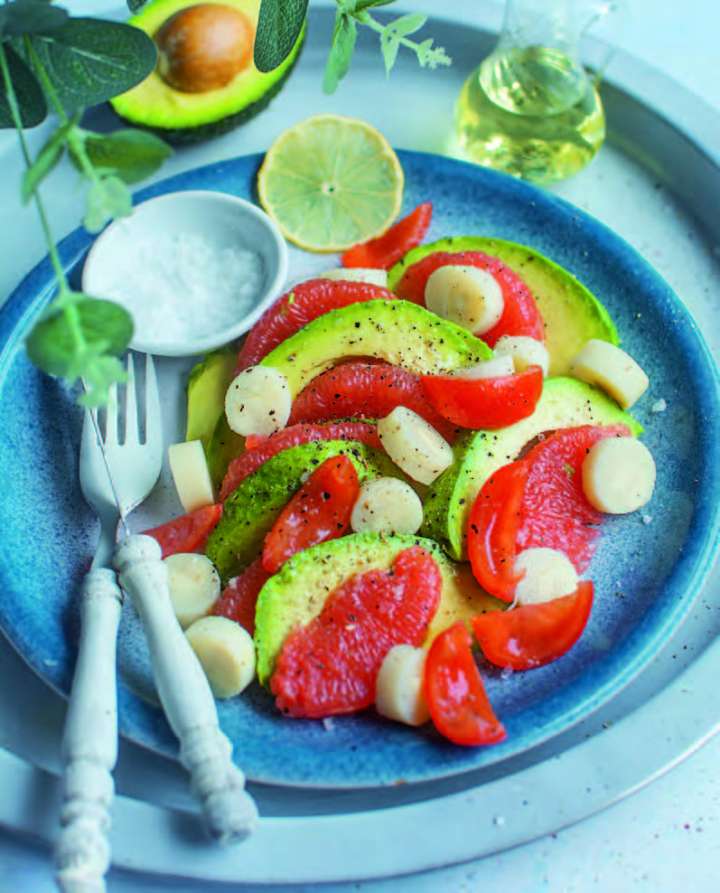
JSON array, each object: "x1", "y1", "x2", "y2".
[{"x1": 55, "y1": 355, "x2": 257, "y2": 893}]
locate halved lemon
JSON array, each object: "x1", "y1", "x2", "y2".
[{"x1": 257, "y1": 114, "x2": 404, "y2": 253}]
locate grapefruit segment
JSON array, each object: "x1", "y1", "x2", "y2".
[
  {"x1": 211, "y1": 558, "x2": 270, "y2": 636},
  {"x1": 270, "y1": 546, "x2": 442, "y2": 718}
]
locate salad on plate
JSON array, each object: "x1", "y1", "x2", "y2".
[{"x1": 136, "y1": 117, "x2": 656, "y2": 749}]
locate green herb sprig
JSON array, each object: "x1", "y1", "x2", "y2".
[{"x1": 1, "y1": 1, "x2": 171, "y2": 406}]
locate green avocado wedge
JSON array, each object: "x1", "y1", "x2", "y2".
[
  {"x1": 206, "y1": 440, "x2": 402, "y2": 582},
  {"x1": 185, "y1": 348, "x2": 237, "y2": 451},
  {"x1": 260, "y1": 299, "x2": 491, "y2": 398},
  {"x1": 421, "y1": 377, "x2": 642, "y2": 561},
  {"x1": 254, "y1": 532, "x2": 502, "y2": 685},
  {"x1": 112, "y1": 0, "x2": 305, "y2": 145},
  {"x1": 388, "y1": 236, "x2": 618, "y2": 375}
]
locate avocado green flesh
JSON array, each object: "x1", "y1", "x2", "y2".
[
  {"x1": 205, "y1": 440, "x2": 401, "y2": 581},
  {"x1": 260, "y1": 299, "x2": 492, "y2": 398},
  {"x1": 388, "y1": 236, "x2": 618, "y2": 376},
  {"x1": 254, "y1": 532, "x2": 502, "y2": 685},
  {"x1": 186, "y1": 349, "x2": 237, "y2": 450},
  {"x1": 205, "y1": 413, "x2": 244, "y2": 491},
  {"x1": 112, "y1": 0, "x2": 304, "y2": 143},
  {"x1": 421, "y1": 377, "x2": 642, "y2": 560}
]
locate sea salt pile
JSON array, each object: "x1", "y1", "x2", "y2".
[{"x1": 91, "y1": 229, "x2": 264, "y2": 347}]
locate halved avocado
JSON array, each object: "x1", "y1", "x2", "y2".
[
  {"x1": 388, "y1": 237, "x2": 618, "y2": 375},
  {"x1": 205, "y1": 440, "x2": 402, "y2": 581},
  {"x1": 112, "y1": 0, "x2": 305, "y2": 144},
  {"x1": 260, "y1": 299, "x2": 491, "y2": 398},
  {"x1": 254, "y1": 532, "x2": 501, "y2": 684},
  {"x1": 421, "y1": 377, "x2": 642, "y2": 560}
]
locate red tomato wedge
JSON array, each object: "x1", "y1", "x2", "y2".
[
  {"x1": 425, "y1": 622, "x2": 506, "y2": 747},
  {"x1": 467, "y1": 461, "x2": 529, "y2": 602},
  {"x1": 262, "y1": 455, "x2": 360, "y2": 574},
  {"x1": 472, "y1": 582, "x2": 594, "y2": 670},
  {"x1": 211, "y1": 558, "x2": 270, "y2": 636},
  {"x1": 271, "y1": 546, "x2": 442, "y2": 718},
  {"x1": 517, "y1": 424, "x2": 629, "y2": 573},
  {"x1": 236, "y1": 279, "x2": 393, "y2": 371},
  {"x1": 342, "y1": 202, "x2": 433, "y2": 270},
  {"x1": 421, "y1": 366, "x2": 543, "y2": 430},
  {"x1": 288, "y1": 361, "x2": 458, "y2": 442},
  {"x1": 394, "y1": 250, "x2": 544, "y2": 346},
  {"x1": 145, "y1": 504, "x2": 223, "y2": 558},
  {"x1": 219, "y1": 422, "x2": 381, "y2": 500}
]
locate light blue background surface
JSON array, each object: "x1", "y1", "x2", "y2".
[{"x1": 1, "y1": 0, "x2": 719, "y2": 890}]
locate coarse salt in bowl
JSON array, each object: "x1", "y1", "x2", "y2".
[{"x1": 82, "y1": 190, "x2": 288, "y2": 356}]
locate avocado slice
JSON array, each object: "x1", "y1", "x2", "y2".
[
  {"x1": 112, "y1": 0, "x2": 305, "y2": 145},
  {"x1": 260, "y1": 299, "x2": 491, "y2": 398},
  {"x1": 388, "y1": 237, "x2": 618, "y2": 375},
  {"x1": 186, "y1": 348, "x2": 237, "y2": 450},
  {"x1": 206, "y1": 440, "x2": 402, "y2": 581},
  {"x1": 421, "y1": 377, "x2": 642, "y2": 560},
  {"x1": 254, "y1": 532, "x2": 502, "y2": 684},
  {"x1": 205, "y1": 413, "x2": 244, "y2": 491}
]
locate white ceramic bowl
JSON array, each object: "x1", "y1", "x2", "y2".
[{"x1": 82, "y1": 190, "x2": 288, "y2": 357}]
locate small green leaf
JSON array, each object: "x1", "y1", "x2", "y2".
[
  {"x1": 350, "y1": 0, "x2": 396, "y2": 10},
  {"x1": 28, "y1": 19, "x2": 157, "y2": 112},
  {"x1": 384, "y1": 13, "x2": 427, "y2": 39},
  {"x1": 73, "y1": 129, "x2": 172, "y2": 185},
  {"x1": 380, "y1": 32, "x2": 399, "y2": 75},
  {"x1": 79, "y1": 354, "x2": 127, "y2": 408},
  {"x1": 323, "y1": 13, "x2": 357, "y2": 94},
  {"x1": 126, "y1": 0, "x2": 149, "y2": 12},
  {"x1": 0, "y1": 1, "x2": 69, "y2": 38},
  {"x1": 254, "y1": 0, "x2": 308, "y2": 73},
  {"x1": 26, "y1": 296, "x2": 133, "y2": 380},
  {"x1": 416, "y1": 38, "x2": 451, "y2": 69},
  {"x1": 0, "y1": 43, "x2": 47, "y2": 128},
  {"x1": 21, "y1": 115, "x2": 79, "y2": 202},
  {"x1": 84, "y1": 176, "x2": 132, "y2": 233}
]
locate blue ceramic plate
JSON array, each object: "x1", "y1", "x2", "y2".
[{"x1": 1, "y1": 151, "x2": 719, "y2": 788}]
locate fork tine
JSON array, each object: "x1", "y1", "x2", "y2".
[
  {"x1": 143, "y1": 354, "x2": 161, "y2": 446},
  {"x1": 80, "y1": 408, "x2": 99, "y2": 460},
  {"x1": 124, "y1": 353, "x2": 138, "y2": 444},
  {"x1": 104, "y1": 383, "x2": 118, "y2": 444}
]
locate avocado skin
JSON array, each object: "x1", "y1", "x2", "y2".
[
  {"x1": 388, "y1": 236, "x2": 618, "y2": 376},
  {"x1": 113, "y1": 45, "x2": 303, "y2": 146},
  {"x1": 254, "y1": 532, "x2": 501, "y2": 685},
  {"x1": 421, "y1": 377, "x2": 642, "y2": 560},
  {"x1": 206, "y1": 440, "x2": 401, "y2": 582}
]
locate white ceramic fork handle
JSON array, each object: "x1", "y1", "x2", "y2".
[
  {"x1": 114, "y1": 535, "x2": 258, "y2": 844},
  {"x1": 55, "y1": 568, "x2": 122, "y2": 893}
]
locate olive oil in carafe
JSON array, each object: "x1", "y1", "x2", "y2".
[{"x1": 455, "y1": 46, "x2": 606, "y2": 184}]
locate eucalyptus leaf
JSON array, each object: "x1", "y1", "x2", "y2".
[
  {"x1": 254, "y1": 0, "x2": 308, "y2": 73},
  {"x1": 28, "y1": 18, "x2": 157, "y2": 112},
  {"x1": 26, "y1": 296, "x2": 133, "y2": 379},
  {"x1": 0, "y1": 0, "x2": 69, "y2": 38},
  {"x1": 0, "y1": 43, "x2": 46, "y2": 128},
  {"x1": 383, "y1": 13, "x2": 427, "y2": 39},
  {"x1": 84, "y1": 175, "x2": 132, "y2": 233},
  {"x1": 21, "y1": 115, "x2": 78, "y2": 202},
  {"x1": 74, "y1": 129, "x2": 172, "y2": 185},
  {"x1": 323, "y1": 13, "x2": 357, "y2": 94}
]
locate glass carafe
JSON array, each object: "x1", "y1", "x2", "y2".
[{"x1": 454, "y1": 0, "x2": 618, "y2": 184}]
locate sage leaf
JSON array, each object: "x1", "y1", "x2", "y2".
[
  {"x1": 0, "y1": 0, "x2": 69, "y2": 38},
  {"x1": 26, "y1": 296, "x2": 133, "y2": 380},
  {"x1": 73, "y1": 129, "x2": 172, "y2": 185},
  {"x1": 28, "y1": 19, "x2": 157, "y2": 112},
  {"x1": 254, "y1": 0, "x2": 308, "y2": 73},
  {"x1": 323, "y1": 13, "x2": 357, "y2": 94},
  {"x1": 0, "y1": 43, "x2": 46, "y2": 128},
  {"x1": 84, "y1": 175, "x2": 132, "y2": 233},
  {"x1": 21, "y1": 115, "x2": 78, "y2": 202},
  {"x1": 384, "y1": 13, "x2": 427, "y2": 39}
]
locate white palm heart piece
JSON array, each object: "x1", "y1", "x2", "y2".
[{"x1": 56, "y1": 355, "x2": 256, "y2": 893}]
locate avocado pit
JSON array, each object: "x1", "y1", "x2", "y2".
[{"x1": 156, "y1": 3, "x2": 253, "y2": 94}]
